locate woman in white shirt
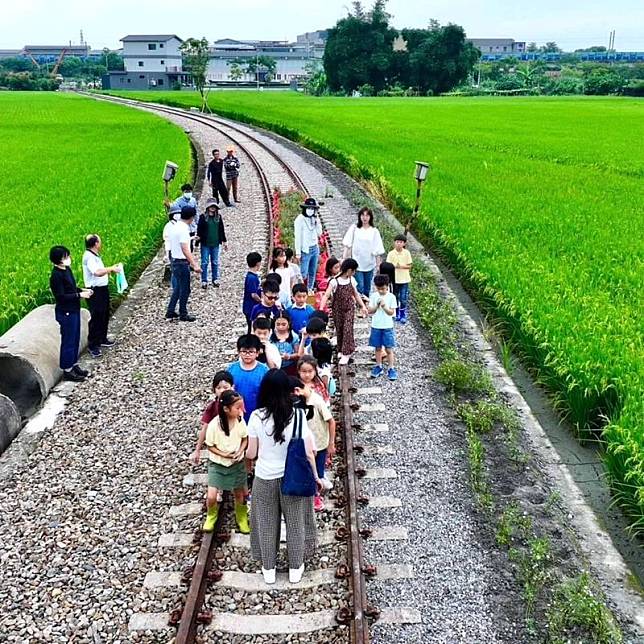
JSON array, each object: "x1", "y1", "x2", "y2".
[
  {"x1": 342, "y1": 207, "x2": 385, "y2": 298},
  {"x1": 246, "y1": 369, "x2": 321, "y2": 585},
  {"x1": 294, "y1": 198, "x2": 323, "y2": 294}
]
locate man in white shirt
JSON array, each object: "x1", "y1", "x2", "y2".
[
  {"x1": 82, "y1": 234, "x2": 122, "y2": 358},
  {"x1": 162, "y1": 204, "x2": 181, "y2": 285},
  {"x1": 165, "y1": 206, "x2": 202, "y2": 322}
]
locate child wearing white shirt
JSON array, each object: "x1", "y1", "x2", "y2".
[{"x1": 367, "y1": 274, "x2": 398, "y2": 381}]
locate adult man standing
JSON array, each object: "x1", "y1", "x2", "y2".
[
  {"x1": 82, "y1": 234, "x2": 122, "y2": 358},
  {"x1": 166, "y1": 206, "x2": 202, "y2": 322},
  {"x1": 224, "y1": 146, "x2": 241, "y2": 203},
  {"x1": 207, "y1": 149, "x2": 232, "y2": 207}
]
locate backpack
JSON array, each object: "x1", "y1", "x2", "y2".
[{"x1": 281, "y1": 409, "x2": 317, "y2": 497}]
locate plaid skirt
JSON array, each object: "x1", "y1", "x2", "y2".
[{"x1": 250, "y1": 476, "x2": 317, "y2": 570}]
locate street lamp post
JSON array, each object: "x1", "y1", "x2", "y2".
[
  {"x1": 256, "y1": 51, "x2": 259, "y2": 91},
  {"x1": 407, "y1": 161, "x2": 430, "y2": 233}
]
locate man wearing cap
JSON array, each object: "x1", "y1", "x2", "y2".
[
  {"x1": 206, "y1": 149, "x2": 232, "y2": 207},
  {"x1": 224, "y1": 146, "x2": 241, "y2": 203},
  {"x1": 294, "y1": 197, "x2": 323, "y2": 293},
  {"x1": 171, "y1": 183, "x2": 200, "y2": 243},
  {"x1": 82, "y1": 234, "x2": 122, "y2": 358},
  {"x1": 196, "y1": 198, "x2": 228, "y2": 288},
  {"x1": 166, "y1": 206, "x2": 202, "y2": 322}
]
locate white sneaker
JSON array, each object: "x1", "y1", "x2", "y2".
[
  {"x1": 289, "y1": 564, "x2": 304, "y2": 584},
  {"x1": 321, "y1": 476, "x2": 333, "y2": 491},
  {"x1": 262, "y1": 568, "x2": 276, "y2": 584}
]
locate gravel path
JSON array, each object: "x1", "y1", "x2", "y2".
[{"x1": 0, "y1": 103, "x2": 526, "y2": 643}]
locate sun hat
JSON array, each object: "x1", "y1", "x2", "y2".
[
  {"x1": 300, "y1": 197, "x2": 320, "y2": 211},
  {"x1": 204, "y1": 197, "x2": 221, "y2": 210}
]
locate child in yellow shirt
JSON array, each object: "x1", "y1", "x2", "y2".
[
  {"x1": 386, "y1": 234, "x2": 412, "y2": 324},
  {"x1": 203, "y1": 390, "x2": 249, "y2": 533}
]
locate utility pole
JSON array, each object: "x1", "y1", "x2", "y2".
[{"x1": 256, "y1": 50, "x2": 259, "y2": 90}]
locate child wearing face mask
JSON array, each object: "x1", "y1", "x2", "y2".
[{"x1": 49, "y1": 246, "x2": 93, "y2": 382}]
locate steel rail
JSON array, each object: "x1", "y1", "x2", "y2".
[
  {"x1": 86, "y1": 92, "x2": 372, "y2": 642},
  {"x1": 339, "y1": 365, "x2": 372, "y2": 643}
]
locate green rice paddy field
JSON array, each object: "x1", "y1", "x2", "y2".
[
  {"x1": 111, "y1": 91, "x2": 643, "y2": 530},
  {"x1": 0, "y1": 92, "x2": 191, "y2": 335}
]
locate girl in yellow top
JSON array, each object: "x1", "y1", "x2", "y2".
[
  {"x1": 386, "y1": 233, "x2": 413, "y2": 324},
  {"x1": 203, "y1": 390, "x2": 250, "y2": 533}
]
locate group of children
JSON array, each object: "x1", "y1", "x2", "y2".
[{"x1": 193, "y1": 233, "x2": 412, "y2": 534}]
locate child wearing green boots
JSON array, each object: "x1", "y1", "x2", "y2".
[{"x1": 203, "y1": 390, "x2": 250, "y2": 534}]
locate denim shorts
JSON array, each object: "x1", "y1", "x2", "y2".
[{"x1": 368, "y1": 327, "x2": 396, "y2": 349}]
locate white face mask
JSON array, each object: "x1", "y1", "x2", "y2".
[
  {"x1": 183, "y1": 192, "x2": 192, "y2": 200},
  {"x1": 62, "y1": 257, "x2": 72, "y2": 267},
  {"x1": 305, "y1": 208, "x2": 316, "y2": 217}
]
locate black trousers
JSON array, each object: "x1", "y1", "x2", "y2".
[
  {"x1": 88, "y1": 285, "x2": 110, "y2": 349},
  {"x1": 211, "y1": 179, "x2": 230, "y2": 206}
]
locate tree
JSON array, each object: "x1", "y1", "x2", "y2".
[
  {"x1": 583, "y1": 68, "x2": 623, "y2": 95},
  {"x1": 102, "y1": 48, "x2": 124, "y2": 71},
  {"x1": 180, "y1": 37, "x2": 210, "y2": 111},
  {"x1": 323, "y1": 0, "x2": 397, "y2": 93},
  {"x1": 404, "y1": 23, "x2": 479, "y2": 95},
  {"x1": 243, "y1": 56, "x2": 277, "y2": 83},
  {"x1": 303, "y1": 59, "x2": 328, "y2": 95},
  {"x1": 527, "y1": 42, "x2": 539, "y2": 53},
  {"x1": 540, "y1": 42, "x2": 562, "y2": 53},
  {"x1": 228, "y1": 62, "x2": 243, "y2": 82},
  {"x1": 516, "y1": 61, "x2": 544, "y2": 88},
  {"x1": 575, "y1": 46, "x2": 607, "y2": 53}
]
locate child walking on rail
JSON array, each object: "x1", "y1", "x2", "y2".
[
  {"x1": 319, "y1": 258, "x2": 367, "y2": 365},
  {"x1": 202, "y1": 390, "x2": 250, "y2": 533}
]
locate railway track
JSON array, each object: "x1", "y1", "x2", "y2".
[{"x1": 89, "y1": 94, "x2": 418, "y2": 642}]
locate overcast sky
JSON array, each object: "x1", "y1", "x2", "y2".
[{"x1": 2, "y1": 0, "x2": 643, "y2": 51}]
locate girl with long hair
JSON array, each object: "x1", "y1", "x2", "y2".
[{"x1": 246, "y1": 369, "x2": 322, "y2": 585}]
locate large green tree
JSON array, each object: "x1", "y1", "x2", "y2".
[
  {"x1": 323, "y1": 0, "x2": 397, "y2": 92},
  {"x1": 402, "y1": 23, "x2": 480, "y2": 94},
  {"x1": 324, "y1": 4, "x2": 478, "y2": 95}
]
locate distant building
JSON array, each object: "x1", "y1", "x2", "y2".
[
  {"x1": 467, "y1": 38, "x2": 526, "y2": 55},
  {"x1": 296, "y1": 30, "x2": 328, "y2": 46},
  {"x1": 206, "y1": 34, "x2": 324, "y2": 84},
  {"x1": 103, "y1": 34, "x2": 186, "y2": 90},
  {"x1": 23, "y1": 44, "x2": 91, "y2": 63},
  {"x1": 0, "y1": 49, "x2": 22, "y2": 60}
]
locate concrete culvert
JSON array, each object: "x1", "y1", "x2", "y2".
[
  {"x1": 0, "y1": 393, "x2": 21, "y2": 454},
  {"x1": 0, "y1": 304, "x2": 89, "y2": 420}
]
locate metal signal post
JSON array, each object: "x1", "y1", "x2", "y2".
[{"x1": 407, "y1": 161, "x2": 430, "y2": 233}]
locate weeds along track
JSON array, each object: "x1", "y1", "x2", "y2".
[{"x1": 91, "y1": 95, "x2": 417, "y2": 642}]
